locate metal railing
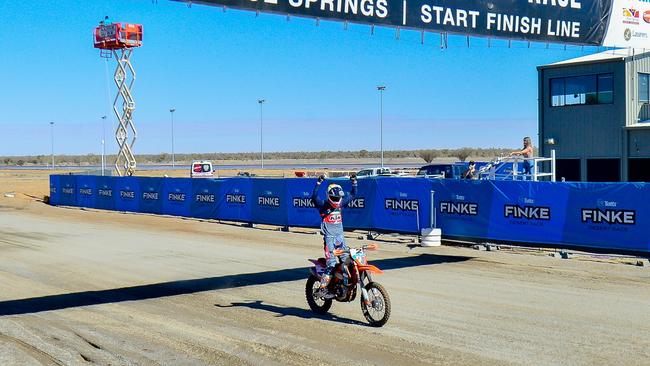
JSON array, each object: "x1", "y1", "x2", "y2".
[
  {"x1": 420, "y1": 172, "x2": 446, "y2": 179},
  {"x1": 478, "y1": 150, "x2": 556, "y2": 182}
]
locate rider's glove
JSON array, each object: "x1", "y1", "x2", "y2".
[
  {"x1": 350, "y1": 173, "x2": 357, "y2": 185},
  {"x1": 317, "y1": 175, "x2": 325, "y2": 184}
]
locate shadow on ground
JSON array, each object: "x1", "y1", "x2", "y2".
[
  {"x1": 0, "y1": 253, "x2": 471, "y2": 316},
  {"x1": 215, "y1": 300, "x2": 366, "y2": 326}
]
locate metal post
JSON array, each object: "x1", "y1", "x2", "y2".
[
  {"x1": 377, "y1": 86, "x2": 386, "y2": 168},
  {"x1": 170, "y1": 108, "x2": 176, "y2": 168},
  {"x1": 258, "y1": 99, "x2": 266, "y2": 169},
  {"x1": 101, "y1": 116, "x2": 106, "y2": 176},
  {"x1": 104, "y1": 58, "x2": 112, "y2": 161},
  {"x1": 50, "y1": 122, "x2": 54, "y2": 170},
  {"x1": 430, "y1": 190, "x2": 436, "y2": 228},
  {"x1": 551, "y1": 149, "x2": 556, "y2": 182}
]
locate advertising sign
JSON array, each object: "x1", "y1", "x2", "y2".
[
  {"x1": 58, "y1": 174, "x2": 78, "y2": 207},
  {"x1": 95, "y1": 176, "x2": 116, "y2": 211},
  {"x1": 486, "y1": 180, "x2": 570, "y2": 244},
  {"x1": 561, "y1": 182, "x2": 649, "y2": 252},
  {"x1": 140, "y1": 177, "x2": 165, "y2": 215},
  {"x1": 76, "y1": 176, "x2": 97, "y2": 209},
  {"x1": 114, "y1": 177, "x2": 141, "y2": 213},
  {"x1": 286, "y1": 178, "x2": 322, "y2": 228},
  {"x1": 373, "y1": 177, "x2": 431, "y2": 234},
  {"x1": 49, "y1": 175, "x2": 60, "y2": 206},
  {"x1": 49, "y1": 175, "x2": 650, "y2": 255},
  {"x1": 601, "y1": 0, "x2": 650, "y2": 47},
  {"x1": 217, "y1": 178, "x2": 253, "y2": 222},
  {"x1": 433, "y1": 179, "x2": 494, "y2": 239},
  {"x1": 191, "y1": 178, "x2": 221, "y2": 219},
  {"x1": 177, "y1": 0, "x2": 650, "y2": 47},
  {"x1": 251, "y1": 178, "x2": 287, "y2": 226},
  {"x1": 162, "y1": 178, "x2": 192, "y2": 217}
]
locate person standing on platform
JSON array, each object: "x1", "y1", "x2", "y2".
[{"x1": 510, "y1": 137, "x2": 534, "y2": 179}]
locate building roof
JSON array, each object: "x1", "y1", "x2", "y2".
[{"x1": 538, "y1": 48, "x2": 650, "y2": 69}]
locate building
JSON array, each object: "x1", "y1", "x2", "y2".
[{"x1": 537, "y1": 49, "x2": 650, "y2": 182}]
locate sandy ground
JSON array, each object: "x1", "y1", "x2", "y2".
[{"x1": 0, "y1": 170, "x2": 649, "y2": 365}]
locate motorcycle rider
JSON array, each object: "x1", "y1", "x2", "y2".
[{"x1": 311, "y1": 173, "x2": 357, "y2": 298}]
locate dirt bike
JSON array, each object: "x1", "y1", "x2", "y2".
[{"x1": 305, "y1": 243, "x2": 391, "y2": 327}]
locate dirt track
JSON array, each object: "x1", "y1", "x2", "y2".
[{"x1": 0, "y1": 171, "x2": 649, "y2": 365}]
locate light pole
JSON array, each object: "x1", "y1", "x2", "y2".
[
  {"x1": 258, "y1": 99, "x2": 266, "y2": 169},
  {"x1": 377, "y1": 86, "x2": 386, "y2": 168},
  {"x1": 101, "y1": 115, "x2": 106, "y2": 176},
  {"x1": 169, "y1": 108, "x2": 176, "y2": 168},
  {"x1": 49, "y1": 122, "x2": 54, "y2": 170}
]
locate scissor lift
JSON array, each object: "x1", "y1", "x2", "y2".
[{"x1": 94, "y1": 21, "x2": 143, "y2": 176}]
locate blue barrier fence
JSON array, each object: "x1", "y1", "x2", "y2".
[{"x1": 49, "y1": 175, "x2": 650, "y2": 255}]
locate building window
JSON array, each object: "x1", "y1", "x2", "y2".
[
  {"x1": 551, "y1": 78, "x2": 565, "y2": 106},
  {"x1": 598, "y1": 74, "x2": 613, "y2": 104},
  {"x1": 638, "y1": 73, "x2": 649, "y2": 103},
  {"x1": 550, "y1": 73, "x2": 613, "y2": 107}
]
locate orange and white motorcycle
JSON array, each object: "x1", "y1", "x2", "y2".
[{"x1": 305, "y1": 244, "x2": 391, "y2": 327}]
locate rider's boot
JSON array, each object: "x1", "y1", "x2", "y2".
[{"x1": 315, "y1": 275, "x2": 335, "y2": 299}]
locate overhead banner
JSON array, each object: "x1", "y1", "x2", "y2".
[{"x1": 175, "y1": 0, "x2": 650, "y2": 47}]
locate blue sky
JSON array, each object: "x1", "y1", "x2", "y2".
[{"x1": 0, "y1": 0, "x2": 601, "y2": 156}]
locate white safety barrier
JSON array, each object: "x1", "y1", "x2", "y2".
[{"x1": 420, "y1": 228, "x2": 442, "y2": 247}]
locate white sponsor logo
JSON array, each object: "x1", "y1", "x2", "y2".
[{"x1": 440, "y1": 201, "x2": 478, "y2": 215}]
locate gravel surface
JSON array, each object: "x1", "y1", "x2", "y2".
[{"x1": 0, "y1": 200, "x2": 648, "y2": 365}]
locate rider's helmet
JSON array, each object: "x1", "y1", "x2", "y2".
[{"x1": 327, "y1": 184, "x2": 345, "y2": 208}]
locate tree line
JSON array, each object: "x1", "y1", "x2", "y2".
[{"x1": 0, "y1": 148, "x2": 530, "y2": 166}]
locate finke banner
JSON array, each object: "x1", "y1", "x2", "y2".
[
  {"x1": 176, "y1": 0, "x2": 650, "y2": 47},
  {"x1": 50, "y1": 175, "x2": 650, "y2": 256}
]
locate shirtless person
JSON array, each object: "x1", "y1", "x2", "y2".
[{"x1": 510, "y1": 136, "x2": 534, "y2": 178}]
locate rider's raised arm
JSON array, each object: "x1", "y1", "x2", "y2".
[
  {"x1": 311, "y1": 176, "x2": 325, "y2": 208},
  {"x1": 342, "y1": 175, "x2": 357, "y2": 207}
]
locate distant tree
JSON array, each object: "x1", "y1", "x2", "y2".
[
  {"x1": 16, "y1": 159, "x2": 25, "y2": 166},
  {"x1": 156, "y1": 153, "x2": 168, "y2": 163},
  {"x1": 359, "y1": 149, "x2": 369, "y2": 158},
  {"x1": 86, "y1": 154, "x2": 98, "y2": 164},
  {"x1": 455, "y1": 148, "x2": 472, "y2": 162},
  {"x1": 418, "y1": 150, "x2": 439, "y2": 163}
]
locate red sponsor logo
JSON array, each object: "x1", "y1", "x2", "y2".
[{"x1": 323, "y1": 212, "x2": 342, "y2": 224}]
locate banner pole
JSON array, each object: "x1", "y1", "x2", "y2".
[
  {"x1": 430, "y1": 190, "x2": 435, "y2": 228},
  {"x1": 551, "y1": 149, "x2": 556, "y2": 182}
]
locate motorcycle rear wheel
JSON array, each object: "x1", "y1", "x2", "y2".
[
  {"x1": 306, "y1": 275, "x2": 332, "y2": 314},
  {"x1": 360, "y1": 282, "x2": 391, "y2": 327}
]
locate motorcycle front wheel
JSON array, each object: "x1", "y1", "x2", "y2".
[
  {"x1": 360, "y1": 282, "x2": 391, "y2": 327},
  {"x1": 305, "y1": 275, "x2": 332, "y2": 314}
]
